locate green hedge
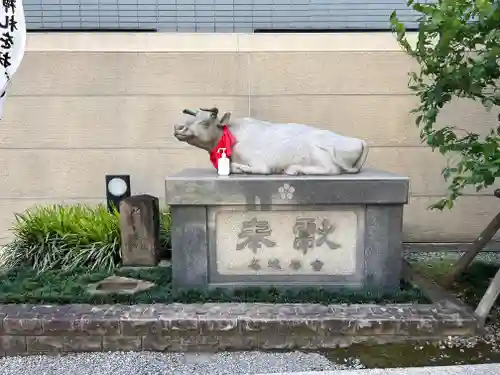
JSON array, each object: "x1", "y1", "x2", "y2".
[
  {"x1": 0, "y1": 266, "x2": 429, "y2": 305},
  {"x1": 2, "y1": 204, "x2": 171, "y2": 273}
]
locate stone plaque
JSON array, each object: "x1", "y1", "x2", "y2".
[{"x1": 215, "y1": 210, "x2": 358, "y2": 276}]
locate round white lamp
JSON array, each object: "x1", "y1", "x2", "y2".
[
  {"x1": 105, "y1": 174, "x2": 131, "y2": 212},
  {"x1": 107, "y1": 177, "x2": 128, "y2": 197}
]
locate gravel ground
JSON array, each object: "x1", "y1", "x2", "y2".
[
  {"x1": 0, "y1": 351, "x2": 351, "y2": 375},
  {"x1": 257, "y1": 364, "x2": 500, "y2": 375},
  {"x1": 404, "y1": 250, "x2": 500, "y2": 264}
]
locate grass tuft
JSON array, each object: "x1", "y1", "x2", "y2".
[{"x1": 2, "y1": 204, "x2": 171, "y2": 274}]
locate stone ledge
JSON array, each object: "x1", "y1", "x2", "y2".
[
  {"x1": 0, "y1": 301, "x2": 477, "y2": 356},
  {"x1": 165, "y1": 168, "x2": 410, "y2": 205},
  {"x1": 25, "y1": 32, "x2": 420, "y2": 53}
]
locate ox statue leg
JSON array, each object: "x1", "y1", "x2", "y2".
[
  {"x1": 284, "y1": 164, "x2": 342, "y2": 175},
  {"x1": 230, "y1": 162, "x2": 248, "y2": 174},
  {"x1": 231, "y1": 162, "x2": 271, "y2": 175},
  {"x1": 284, "y1": 146, "x2": 343, "y2": 175}
]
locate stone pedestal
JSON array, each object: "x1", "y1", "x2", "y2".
[{"x1": 165, "y1": 168, "x2": 409, "y2": 292}]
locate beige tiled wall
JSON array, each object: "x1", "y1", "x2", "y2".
[{"x1": 0, "y1": 32, "x2": 497, "y2": 245}]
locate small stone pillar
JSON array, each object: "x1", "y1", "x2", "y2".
[{"x1": 119, "y1": 194, "x2": 161, "y2": 267}]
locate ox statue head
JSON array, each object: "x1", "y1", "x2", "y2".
[{"x1": 173, "y1": 107, "x2": 231, "y2": 151}]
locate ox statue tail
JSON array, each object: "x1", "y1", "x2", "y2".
[{"x1": 332, "y1": 140, "x2": 369, "y2": 174}]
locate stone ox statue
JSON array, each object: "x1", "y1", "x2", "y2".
[{"x1": 173, "y1": 107, "x2": 369, "y2": 175}]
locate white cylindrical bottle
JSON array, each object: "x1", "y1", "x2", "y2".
[{"x1": 217, "y1": 148, "x2": 230, "y2": 176}]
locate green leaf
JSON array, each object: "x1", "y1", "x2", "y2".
[
  {"x1": 483, "y1": 142, "x2": 497, "y2": 158},
  {"x1": 415, "y1": 115, "x2": 423, "y2": 126}
]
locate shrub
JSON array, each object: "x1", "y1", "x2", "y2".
[
  {"x1": 3, "y1": 204, "x2": 121, "y2": 273},
  {"x1": 390, "y1": 0, "x2": 500, "y2": 210},
  {"x1": 2, "y1": 203, "x2": 172, "y2": 273}
]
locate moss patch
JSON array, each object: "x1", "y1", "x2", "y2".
[{"x1": 0, "y1": 266, "x2": 428, "y2": 305}]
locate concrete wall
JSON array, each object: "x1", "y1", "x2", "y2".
[{"x1": 0, "y1": 32, "x2": 498, "y2": 245}]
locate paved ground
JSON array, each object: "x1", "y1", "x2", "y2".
[{"x1": 0, "y1": 351, "x2": 354, "y2": 375}]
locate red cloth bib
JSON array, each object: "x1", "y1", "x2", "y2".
[{"x1": 209, "y1": 125, "x2": 236, "y2": 169}]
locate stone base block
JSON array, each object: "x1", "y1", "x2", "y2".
[{"x1": 165, "y1": 168, "x2": 409, "y2": 292}]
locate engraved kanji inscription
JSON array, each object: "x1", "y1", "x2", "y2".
[
  {"x1": 236, "y1": 217, "x2": 276, "y2": 253},
  {"x1": 289, "y1": 259, "x2": 302, "y2": 271},
  {"x1": 216, "y1": 210, "x2": 357, "y2": 276},
  {"x1": 268, "y1": 258, "x2": 282, "y2": 270},
  {"x1": 248, "y1": 258, "x2": 261, "y2": 271},
  {"x1": 316, "y1": 219, "x2": 341, "y2": 250},
  {"x1": 310, "y1": 259, "x2": 324, "y2": 272},
  {"x1": 292, "y1": 217, "x2": 341, "y2": 253},
  {"x1": 292, "y1": 217, "x2": 316, "y2": 254}
]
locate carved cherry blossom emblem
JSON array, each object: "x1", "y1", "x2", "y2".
[{"x1": 278, "y1": 183, "x2": 295, "y2": 200}]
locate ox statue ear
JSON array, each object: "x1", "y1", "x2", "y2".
[
  {"x1": 182, "y1": 108, "x2": 197, "y2": 116},
  {"x1": 218, "y1": 112, "x2": 231, "y2": 127}
]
